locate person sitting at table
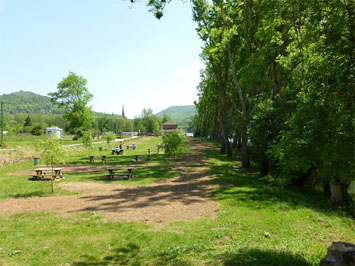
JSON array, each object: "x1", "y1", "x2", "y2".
[
  {"x1": 119, "y1": 144, "x2": 124, "y2": 154},
  {"x1": 111, "y1": 148, "x2": 115, "y2": 155},
  {"x1": 115, "y1": 146, "x2": 119, "y2": 155}
]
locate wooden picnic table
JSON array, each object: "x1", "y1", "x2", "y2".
[
  {"x1": 33, "y1": 168, "x2": 63, "y2": 180},
  {"x1": 106, "y1": 167, "x2": 135, "y2": 180}
]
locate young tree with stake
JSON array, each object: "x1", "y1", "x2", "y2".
[{"x1": 38, "y1": 135, "x2": 66, "y2": 193}]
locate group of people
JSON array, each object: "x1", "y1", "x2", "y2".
[
  {"x1": 111, "y1": 143, "x2": 137, "y2": 155},
  {"x1": 112, "y1": 144, "x2": 124, "y2": 155}
]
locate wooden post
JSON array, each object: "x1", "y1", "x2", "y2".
[
  {"x1": 51, "y1": 177, "x2": 54, "y2": 193},
  {"x1": 1, "y1": 102, "x2": 3, "y2": 146}
]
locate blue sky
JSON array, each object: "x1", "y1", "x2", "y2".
[{"x1": 0, "y1": 0, "x2": 203, "y2": 118}]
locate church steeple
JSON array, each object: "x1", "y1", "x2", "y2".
[{"x1": 122, "y1": 105, "x2": 125, "y2": 118}]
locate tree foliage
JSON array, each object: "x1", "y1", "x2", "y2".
[
  {"x1": 105, "y1": 131, "x2": 116, "y2": 147},
  {"x1": 38, "y1": 134, "x2": 66, "y2": 169},
  {"x1": 133, "y1": 108, "x2": 161, "y2": 134},
  {"x1": 24, "y1": 116, "x2": 32, "y2": 127},
  {"x1": 142, "y1": 0, "x2": 354, "y2": 195},
  {"x1": 188, "y1": 0, "x2": 355, "y2": 190},
  {"x1": 49, "y1": 72, "x2": 95, "y2": 133},
  {"x1": 162, "y1": 130, "x2": 187, "y2": 156},
  {"x1": 82, "y1": 130, "x2": 94, "y2": 156},
  {"x1": 0, "y1": 91, "x2": 63, "y2": 114}
]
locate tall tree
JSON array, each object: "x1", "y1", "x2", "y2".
[
  {"x1": 141, "y1": 108, "x2": 161, "y2": 134},
  {"x1": 24, "y1": 115, "x2": 32, "y2": 127},
  {"x1": 162, "y1": 113, "x2": 173, "y2": 123},
  {"x1": 49, "y1": 72, "x2": 95, "y2": 134},
  {"x1": 135, "y1": 0, "x2": 355, "y2": 200}
]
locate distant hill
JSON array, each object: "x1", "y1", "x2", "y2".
[
  {"x1": 156, "y1": 105, "x2": 196, "y2": 128},
  {"x1": 0, "y1": 91, "x2": 62, "y2": 114}
]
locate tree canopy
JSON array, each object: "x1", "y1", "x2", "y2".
[
  {"x1": 189, "y1": 0, "x2": 354, "y2": 190},
  {"x1": 49, "y1": 72, "x2": 95, "y2": 133},
  {"x1": 141, "y1": 0, "x2": 354, "y2": 193}
]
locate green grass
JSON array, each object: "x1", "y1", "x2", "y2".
[
  {"x1": 0, "y1": 136, "x2": 185, "y2": 199},
  {"x1": 1, "y1": 134, "x2": 80, "y2": 148},
  {"x1": 0, "y1": 137, "x2": 353, "y2": 265},
  {"x1": 0, "y1": 161, "x2": 76, "y2": 199}
]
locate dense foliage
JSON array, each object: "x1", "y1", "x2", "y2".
[
  {"x1": 49, "y1": 72, "x2": 95, "y2": 134},
  {"x1": 186, "y1": 0, "x2": 354, "y2": 194},
  {"x1": 37, "y1": 134, "x2": 66, "y2": 169},
  {"x1": 162, "y1": 130, "x2": 187, "y2": 156},
  {"x1": 0, "y1": 91, "x2": 62, "y2": 114}
]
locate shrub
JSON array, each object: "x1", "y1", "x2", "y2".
[
  {"x1": 162, "y1": 130, "x2": 187, "y2": 156},
  {"x1": 31, "y1": 125, "x2": 43, "y2": 136}
]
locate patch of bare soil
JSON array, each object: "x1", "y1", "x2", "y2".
[
  {"x1": 57, "y1": 182, "x2": 120, "y2": 192},
  {"x1": 0, "y1": 139, "x2": 220, "y2": 224}
]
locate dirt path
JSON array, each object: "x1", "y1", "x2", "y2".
[{"x1": 0, "y1": 139, "x2": 220, "y2": 224}]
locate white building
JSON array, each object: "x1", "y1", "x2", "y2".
[
  {"x1": 121, "y1": 132, "x2": 138, "y2": 137},
  {"x1": 46, "y1": 126, "x2": 63, "y2": 138}
]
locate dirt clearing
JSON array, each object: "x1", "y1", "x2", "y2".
[{"x1": 0, "y1": 139, "x2": 220, "y2": 224}]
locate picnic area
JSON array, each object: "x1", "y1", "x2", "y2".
[{"x1": 0, "y1": 136, "x2": 354, "y2": 265}]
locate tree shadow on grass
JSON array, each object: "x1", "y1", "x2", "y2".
[
  {"x1": 72, "y1": 243, "x2": 192, "y2": 266},
  {"x1": 204, "y1": 149, "x2": 345, "y2": 217},
  {"x1": 73, "y1": 243, "x2": 140, "y2": 266},
  {"x1": 222, "y1": 248, "x2": 313, "y2": 266},
  {"x1": 11, "y1": 190, "x2": 50, "y2": 198}
]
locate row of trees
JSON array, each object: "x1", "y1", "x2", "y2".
[{"x1": 186, "y1": 0, "x2": 353, "y2": 191}]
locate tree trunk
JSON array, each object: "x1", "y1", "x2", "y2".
[
  {"x1": 217, "y1": 62, "x2": 232, "y2": 157},
  {"x1": 228, "y1": 49, "x2": 250, "y2": 166},
  {"x1": 221, "y1": 140, "x2": 226, "y2": 154},
  {"x1": 237, "y1": 136, "x2": 242, "y2": 150},
  {"x1": 51, "y1": 157, "x2": 54, "y2": 193},
  {"x1": 232, "y1": 125, "x2": 238, "y2": 149},
  {"x1": 261, "y1": 157, "x2": 270, "y2": 176},
  {"x1": 241, "y1": 127, "x2": 250, "y2": 167}
]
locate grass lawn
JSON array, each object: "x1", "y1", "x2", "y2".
[
  {"x1": 0, "y1": 134, "x2": 83, "y2": 148},
  {"x1": 0, "y1": 137, "x2": 353, "y2": 265}
]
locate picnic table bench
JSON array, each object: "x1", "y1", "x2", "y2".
[
  {"x1": 106, "y1": 167, "x2": 134, "y2": 180},
  {"x1": 33, "y1": 168, "x2": 63, "y2": 180}
]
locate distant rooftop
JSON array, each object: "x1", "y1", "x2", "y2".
[{"x1": 162, "y1": 121, "x2": 177, "y2": 126}]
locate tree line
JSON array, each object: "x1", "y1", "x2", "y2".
[
  {"x1": 2, "y1": 72, "x2": 173, "y2": 137},
  {"x1": 183, "y1": 0, "x2": 354, "y2": 194}
]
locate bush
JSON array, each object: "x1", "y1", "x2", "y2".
[
  {"x1": 22, "y1": 125, "x2": 33, "y2": 134},
  {"x1": 31, "y1": 126, "x2": 43, "y2": 136},
  {"x1": 162, "y1": 130, "x2": 187, "y2": 156}
]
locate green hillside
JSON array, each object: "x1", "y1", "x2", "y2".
[
  {"x1": 156, "y1": 105, "x2": 196, "y2": 128},
  {"x1": 0, "y1": 91, "x2": 62, "y2": 114}
]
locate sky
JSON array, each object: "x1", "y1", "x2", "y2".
[{"x1": 0, "y1": 0, "x2": 204, "y2": 118}]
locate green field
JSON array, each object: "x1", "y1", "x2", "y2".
[
  {"x1": 1, "y1": 134, "x2": 81, "y2": 148},
  {"x1": 0, "y1": 137, "x2": 353, "y2": 265}
]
